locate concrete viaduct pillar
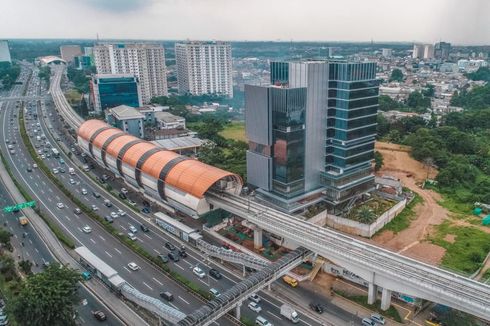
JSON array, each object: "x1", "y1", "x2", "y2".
[
  {"x1": 380, "y1": 288, "x2": 392, "y2": 311},
  {"x1": 235, "y1": 301, "x2": 242, "y2": 320},
  {"x1": 367, "y1": 282, "x2": 378, "y2": 305},
  {"x1": 253, "y1": 228, "x2": 263, "y2": 249}
]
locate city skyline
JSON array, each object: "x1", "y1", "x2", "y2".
[{"x1": 1, "y1": 0, "x2": 489, "y2": 45}]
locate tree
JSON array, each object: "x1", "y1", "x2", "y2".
[
  {"x1": 19, "y1": 260, "x2": 33, "y2": 275},
  {"x1": 466, "y1": 67, "x2": 490, "y2": 82},
  {"x1": 407, "y1": 91, "x2": 431, "y2": 112},
  {"x1": 389, "y1": 68, "x2": 404, "y2": 82},
  {"x1": 374, "y1": 151, "x2": 384, "y2": 172},
  {"x1": 0, "y1": 228, "x2": 12, "y2": 247},
  {"x1": 12, "y1": 263, "x2": 81, "y2": 326},
  {"x1": 356, "y1": 207, "x2": 376, "y2": 224},
  {"x1": 423, "y1": 84, "x2": 435, "y2": 97},
  {"x1": 378, "y1": 95, "x2": 404, "y2": 112}
]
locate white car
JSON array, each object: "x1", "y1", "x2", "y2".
[
  {"x1": 370, "y1": 314, "x2": 385, "y2": 325},
  {"x1": 127, "y1": 232, "x2": 137, "y2": 241},
  {"x1": 248, "y1": 293, "x2": 261, "y2": 303},
  {"x1": 117, "y1": 209, "x2": 126, "y2": 216},
  {"x1": 52, "y1": 168, "x2": 59, "y2": 174},
  {"x1": 128, "y1": 225, "x2": 138, "y2": 233},
  {"x1": 193, "y1": 266, "x2": 206, "y2": 278},
  {"x1": 82, "y1": 226, "x2": 92, "y2": 233},
  {"x1": 56, "y1": 202, "x2": 64, "y2": 209},
  {"x1": 69, "y1": 178, "x2": 76, "y2": 185},
  {"x1": 32, "y1": 163, "x2": 38, "y2": 168},
  {"x1": 91, "y1": 205, "x2": 98, "y2": 211},
  {"x1": 127, "y1": 262, "x2": 140, "y2": 271},
  {"x1": 248, "y1": 301, "x2": 262, "y2": 313},
  {"x1": 40, "y1": 154, "x2": 45, "y2": 159},
  {"x1": 110, "y1": 212, "x2": 119, "y2": 219},
  {"x1": 81, "y1": 188, "x2": 88, "y2": 195}
]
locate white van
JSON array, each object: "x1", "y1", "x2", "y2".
[{"x1": 68, "y1": 167, "x2": 75, "y2": 175}]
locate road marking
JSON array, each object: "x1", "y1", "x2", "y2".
[
  {"x1": 152, "y1": 277, "x2": 163, "y2": 286},
  {"x1": 105, "y1": 251, "x2": 112, "y2": 258},
  {"x1": 65, "y1": 215, "x2": 71, "y2": 221},
  {"x1": 138, "y1": 238, "x2": 144, "y2": 243},
  {"x1": 40, "y1": 190, "x2": 45, "y2": 194},
  {"x1": 55, "y1": 196, "x2": 60, "y2": 200},
  {"x1": 174, "y1": 263, "x2": 184, "y2": 270},
  {"x1": 89, "y1": 238, "x2": 96, "y2": 244},
  {"x1": 178, "y1": 296, "x2": 190, "y2": 305},
  {"x1": 144, "y1": 234, "x2": 152, "y2": 240},
  {"x1": 153, "y1": 249, "x2": 161, "y2": 255},
  {"x1": 34, "y1": 182, "x2": 38, "y2": 187},
  {"x1": 198, "y1": 279, "x2": 207, "y2": 285},
  {"x1": 25, "y1": 251, "x2": 30, "y2": 257},
  {"x1": 34, "y1": 248, "x2": 39, "y2": 253},
  {"x1": 142, "y1": 282, "x2": 153, "y2": 291},
  {"x1": 114, "y1": 248, "x2": 122, "y2": 255},
  {"x1": 48, "y1": 188, "x2": 53, "y2": 193},
  {"x1": 299, "y1": 319, "x2": 312, "y2": 326},
  {"x1": 123, "y1": 266, "x2": 131, "y2": 273},
  {"x1": 77, "y1": 227, "x2": 82, "y2": 233},
  {"x1": 120, "y1": 225, "x2": 126, "y2": 231},
  {"x1": 29, "y1": 175, "x2": 33, "y2": 180},
  {"x1": 41, "y1": 181, "x2": 46, "y2": 186},
  {"x1": 99, "y1": 235, "x2": 105, "y2": 241},
  {"x1": 183, "y1": 260, "x2": 193, "y2": 267},
  {"x1": 13, "y1": 234, "x2": 17, "y2": 239},
  {"x1": 29, "y1": 239, "x2": 32, "y2": 245},
  {"x1": 267, "y1": 311, "x2": 283, "y2": 320},
  {"x1": 169, "y1": 302, "x2": 179, "y2": 309},
  {"x1": 47, "y1": 198, "x2": 52, "y2": 202}
]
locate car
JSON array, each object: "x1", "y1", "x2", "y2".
[
  {"x1": 159, "y1": 291, "x2": 174, "y2": 301},
  {"x1": 121, "y1": 187, "x2": 128, "y2": 194},
  {"x1": 101, "y1": 174, "x2": 110, "y2": 181},
  {"x1": 370, "y1": 314, "x2": 385, "y2": 325},
  {"x1": 140, "y1": 224, "x2": 149, "y2": 232},
  {"x1": 26, "y1": 166, "x2": 32, "y2": 172},
  {"x1": 128, "y1": 225, "x2": 138, "y2": 233},
  {"x1": 93, "y1": 310, "x2": 107, "y2": 322},
  {"x1": 56, "y1": 202, "x2": 64, "y2": 209},
  {"x1": 118, "y1": 193, "x2": 127, "y2": 200},
  {"x1": 141, "y1": 207, "x2": 151, "y2": 214},
  {"x1": 128, "y1": 200, "x2": 137, "y2": 206},
  {"x1": 164, "y1": 242, "x2": 175, "y2": 251},
  {"x1": 127, "y1": 262, "x2": 140, "y2": 271},
  {"x1": 73, "y1": 208, "x2": 82, "y2": 215},
  {"x1": 69, "y1": 178, "x2": 76, "y2": 185},
  {"x1": 178, "y1": 249, "x2": 187, "y2": 258},
  {"x1": 40, "y1": 154, "x2": 45, "y2": 159},
  {"x1": 127, "y1": 232, "x2": 137, "y2": 241},
  {"x1": 93, "y1": 192, "x2": 101, "y2": 198},
  {"x1": 82, "y1": 226, "x2": 92, "y2": 233},
  {"x1": 32, "y1": 163, "x2": 38, "y2": 168},
  {"x1": 361, "y1": 318, "x2": 376, "y2": 326},
  {"x1": 117, "y1": 209, "x2": 126, "y2": 216},
  {"x1": 209, "y1": 288, "x2": 221, "y2": 297},
  {"x1": 248, "y1": 301, "x2": 262, "y2": 313},
  {"x1": 59, "y1": 158, "x2": 65, "y2": 164},
  {"x1": 4, "y1": 139, "x2": 9, "y2": 144},
  {"x1": 110, "y1": 212, "x2": 119, "y2": 219},
  {"x1": 167, "y1": 251, "x2": 180, "y2": 262},
  {"x1": 52, "y1": 168, "x2": 59, "y2": 174},
  {"x1": 104, "y1": 200, "x2": 112, "y2": 207},
  {"x1": 249, "y1": 293, "x2": 261, "y2": 303},
  {"x1": 81, "y1": 188, "x2": 88, "y2": 195},
  {"x1": 209, "y1": 268, "x2": 222, "y2": 279},
  {"x1": 193, "y1": 266, "x2": 206, "y2": 278},
  {"x1": 91, "y1": 205, "x2": 98, "y2": 211},
  {"x1": 104, "y1": 216, "x2": 114, "y2": 223},
  {"x1": 309, "y1": 303, "x2": 323, "y2": 314},
  {"x1": 59, "y1": 167, "x2": 65, "y2": 173},
  {"x1": 158, "y1": 254, "x2": 169, "y2": 263}
]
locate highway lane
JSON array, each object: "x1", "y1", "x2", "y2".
[
  {"x1": 1, "y1": 92, "x2": 236, "y2": 325},
  {"x1": 0, "y1": 75, "x2": 122, "y2": 326},
  {"x1": 43, "y1": 72, "x2": 351, "y2": 325}
]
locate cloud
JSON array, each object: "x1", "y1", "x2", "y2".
[{"x1": 82, "y1": 0, "x2": 155, "y2": 12}]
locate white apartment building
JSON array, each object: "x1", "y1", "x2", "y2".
[
  {"x1": 413, "y1": 43, "x2": 434, "y2": 60},
  {"x1": 175, "y1": 41, "x2": 233, "y2": 98},
  {"x1": 0, "y1": 40, "x2": 11, "y2": 63},
  {"x1": 93, "y1": 43, "x2": 168, "y2": 103}
]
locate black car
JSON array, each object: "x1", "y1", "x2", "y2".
[
  {"x1": 140, "y1": 224, "x2": 149, "y2": 232},
  {"x1": 167, "y1": 251, "x2": 180, "y2": 262},
  {"x1": 93, "y1": 310, "x2": 107, "y2": 321},
  {"x1": 178, "y1": 249, "x2": 187, "y2": 258},
  {"x1": 158, "y1": 254, "x2": 169, "y2": 263},
  {"x1": 118, "y1": 193, "x2": 127, "y2": 200},
  {"x1": 165, "y1": 242, "x2": 176, "y2": 251},
  {"x1": 141, "y1": 207, "x2": 151, "y2": 214},
  {"x1": 309, "y1": 303, "x2": 323, "y2": 314},
  {"x1": 26, "y1": 166, "x2": 32, "y2": 172},
  {"x1": 209, "y1": 268, "x2": 222, "y2": 279},
  {"x1": 73, "y1": 208, "x2": 82, "y2": 215},
  {"x1": 93, "y1": 192, "x2": 101, "y2": 198}
]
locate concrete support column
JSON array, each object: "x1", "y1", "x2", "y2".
[
  {"x1": 242, "y1": 265, "x2": 246, "y2": 277},
  {"x1": 235, "y1": 302, "x2": 242, "y2": 320},
  {"x1": 380, "y1": 288, "x2": 392, "y2": 311},
  {"x1": 254, "y1": 228, "x2": 263, "y2": 249},
  {"x1": 367, "y1": 282, "x2": 378, "y2": 305}
]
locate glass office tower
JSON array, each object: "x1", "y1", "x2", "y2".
[
  {"x1": 90, "y1": 74, "x2": 143, "y2": 113},
  {"x1": 247, "y1": 60, "x2": 378, "y2": 212}
]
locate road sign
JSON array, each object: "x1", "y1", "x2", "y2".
[{"x1": 3, "y1": 201, "x2": 36, "y2": 213}]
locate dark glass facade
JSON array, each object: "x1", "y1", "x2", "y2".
[
  {"x1": 270, "y1": 62, "x2": 289, "y2": 86},
  {"x1": 97, "y1": 77, "x2": 140, "y2": 111}
]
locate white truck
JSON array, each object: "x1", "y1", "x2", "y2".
[{"x1": 280, "y1": 304, "x2": 299, "y2": 323}]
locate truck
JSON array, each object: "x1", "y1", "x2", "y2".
[
  {"x1": 280, "y1": 304, "x2": 300, "y2": 323},
  {"x1": 51, "y1": 148, "x2": 60, "y2": 158},
  {"x1": 282, "y1": 275, "x2": 298, "y2": 287},
  {"x1": 18, "y1": 216, "x2": 28, "y2": 226}
]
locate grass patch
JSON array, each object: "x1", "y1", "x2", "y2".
[
  {"x1": 429, "y1": 220, "x2": 490, "y2": 274},
  {"x1": 378, "y1": 193, "x2": 423, "y2": 234},
  {"x1": 333, "y1": 289, "x2": 402, "y2": 323},
  {"x1": 240, "y1": 316, "x2": 255, "y2": 326},
  {"x1": 482, "y1": 269, "x2": 490, "y2": 282},
  {"x1": 436, "y1": 189, "x2": 474, "y2": 216},
  {"x1": 219, "y1": 121, "x2": 246, "y2": 141}
]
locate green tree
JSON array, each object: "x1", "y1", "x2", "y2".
[
  {"x1": 407, "y1": 91, "x2": 431, "y2": 112},
  {"x1": 19, "y1": 260, "x2": 33, "y2": 275},
  {"x1": 466, "y1": 66, "x2": 490, "y2": 82},
  {"x1": 389, "y1": 68, "x2": 404, "y2": 82},
  {"x1": 0, "y1": 228, "x2": 12, "y2": 247},
  {"x1": 356, "y1": 207, "x2": 376, "y2": 224},
  {"x1": 38, "y1": 66, "x2": 51, "y2": 84},
  {"x1": 423, "y1": 84, "x2": 435, "y2": 97},
  {"x1": 374, "y1": 151, "x2": 384, "y2": 172},
  {"x1": 12, "y1": 263, "x2": 81, "y2": 326}
]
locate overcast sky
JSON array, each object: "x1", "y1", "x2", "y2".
[{"x1": 1, "y1": 0, "x2": 489, "y2": 45}]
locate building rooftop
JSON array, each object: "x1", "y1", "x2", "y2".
[
  {"x1": 152, "y1": 136, "x2": 204, "y2": 151},
  {"x1": 107, "y1": 105, "x2": 144, "y2": 120},
  {"x1": 95, "y1": 73, "x2": 137, "y2": 80},
  {"x1": 155, "y1": 111, "x2": 185, "y2": 123}
]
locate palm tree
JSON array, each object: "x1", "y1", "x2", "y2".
[{"x1": 357, "y1": 207, "x2": 376, "y2": 224}]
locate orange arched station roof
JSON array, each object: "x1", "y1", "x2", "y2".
[{"x1": 77, "y1": 120, "x2": 242, "y2": 198}]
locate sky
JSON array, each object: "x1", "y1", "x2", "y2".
[{"x1": 0, "y1": 0, "x2": 489, "y2": 45}]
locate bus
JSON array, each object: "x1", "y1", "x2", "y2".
[
  {"x1": 51, "y1": 148, "x2": 60, "y2": 158},
  {"x1": 154, "y1": 212, "x2": 202, "y2": 245}
]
